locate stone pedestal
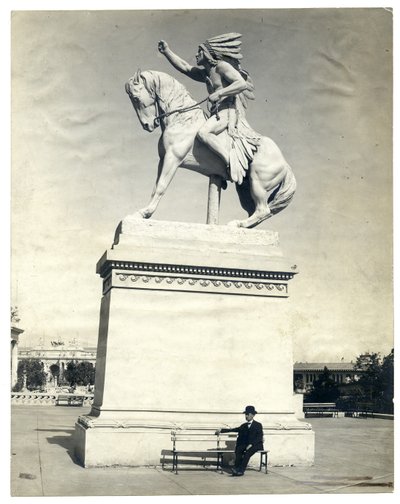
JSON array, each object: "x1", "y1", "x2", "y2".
[{"x1": 74, "y1": 218, "x2": 314, "y2": 467}]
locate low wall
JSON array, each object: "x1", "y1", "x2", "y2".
[
  {"x1": 359, "y1": 412, "x2": 394, "y2": 420},
  {"x1": 11, "y1": 392, "x2": 94, "y2": 406}
]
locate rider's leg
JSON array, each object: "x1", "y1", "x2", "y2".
[{"x1": 196, "y1": 113, "x2": 230, "y2": 165}]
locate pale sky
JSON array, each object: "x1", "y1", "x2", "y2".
[{"x1": 10, "y1": 6, "x2": 393, "y2": 362}]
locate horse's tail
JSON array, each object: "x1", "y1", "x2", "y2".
[{"x1": 267, "y1": 165, "x2": 297, "y2": 215}]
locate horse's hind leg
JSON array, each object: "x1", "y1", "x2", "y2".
[
  {"x1": 228, "y1": 173, "x2": 271, "y2": 228},
  {"x1": 229, "y1": 203, "x2": 271, "y2": 228},
  {"x1": 235, "y1": 177, "x2": 255, "y2": 217}
]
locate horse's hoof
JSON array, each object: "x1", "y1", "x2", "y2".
[
  {"x1": 227, "y1": 219, "x2": 242, "y2": 228},
  {"x1": 132, "y1": 210, "x2": 151, "y2": 219},
  {"x1": 131, "y1": 211, "x2": 145, "y2": 219}
]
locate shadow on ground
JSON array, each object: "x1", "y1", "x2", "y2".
[{"x1": 37, "y1": 428, "x2": 79, "y2": 465}]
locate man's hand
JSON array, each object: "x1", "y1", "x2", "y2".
[{"x1": 158, "y1": 40, "x2": 169, "y2": 54}]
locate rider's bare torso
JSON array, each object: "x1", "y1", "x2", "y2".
[
  {"x1": 205, "y1": 66, "x2": 228, "y2": 94},
  {"x1": 204, "y1": 65, "x2": 237, "y2": 113},
  {"x1": 158, "y1": 40, "x2": 251, "y2": 168}
]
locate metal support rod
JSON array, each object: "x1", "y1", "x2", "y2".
[{"x1": 206, "y1": 175, "x2": 222, "y2": 225}]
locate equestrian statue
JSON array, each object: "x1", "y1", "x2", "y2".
[{"x1": 125, "y1": 33, "x2": 296, "y2": 228}]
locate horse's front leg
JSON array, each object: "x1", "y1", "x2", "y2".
[{"x1": 137, "y1": 151, "x2": 180, "y2": 219}]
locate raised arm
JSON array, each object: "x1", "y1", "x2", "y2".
[{"x1": 158, "y1": 40, "x2": 206, "y2": 82}]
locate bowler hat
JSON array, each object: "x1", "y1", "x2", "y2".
[{"x1": 243, "y1": 405, "x2": 257, "y2": 415}]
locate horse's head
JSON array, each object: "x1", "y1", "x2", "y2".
[{"x1": 125, "y1": 70, "x2": 159, "y2": 132}]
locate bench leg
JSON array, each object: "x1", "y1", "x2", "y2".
[
  {"x1": 172, "y1": 452, "x2": 178, "y2": 475},
  {"x1": 259, "y1": 452, "x2": 268, "y2": 474},
  {"x1": 217, "y1": 453, "x2": 223, "y2": 474}
]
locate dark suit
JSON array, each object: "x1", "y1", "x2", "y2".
[{"x1": 221, "y1": 420, "x2": 264, "y2": 472}]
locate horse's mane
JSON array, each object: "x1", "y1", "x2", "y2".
[{"x1": 140, "y1": 70, "x2": 198, "y2": 115}]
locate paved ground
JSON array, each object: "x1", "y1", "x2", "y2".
[{"x1": 10, "y1": 406, "x2": 394, "y2": 496}]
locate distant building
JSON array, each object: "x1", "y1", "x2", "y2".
[
  {"x1": 19, "y1": 339, "x2": 96, "y2": 386},
  {"x1": 293, "y1": 362, "x2": 361, "y2": 391},
  {"x1": 11, "y1": 325, "x2": 24, "y2": 389}
]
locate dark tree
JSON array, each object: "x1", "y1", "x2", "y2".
[
  {"x1": 76, "y1": 361, "x2": 95, "y2": 386},
  {"x1": 353, "y1": 353, "x2": 382, "y2": 402},
  {"x1": 344, "y1": 350, "x2": 394, "y2": 414},
  {"x1": 49, "y1": 363, "x2": 60, "y2": 378},
  {"x1": 64, "y1": 361, "x2": 95, "y2": 387},
  {"x1": 13, "y1": 359, "x2": 47, "y2": 392},
  {"x1": 305, "y1": 366, "x2": 340, "y2": 403},
  {"x1": 64, "y1": 361, "x2": 79, "y2": 387},
  {"x1": 381, "y1": 349, "x2": 394, "y2": 413}
]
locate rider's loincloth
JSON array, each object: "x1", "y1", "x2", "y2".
[
  {"x1": 206, "y1": 96, "x2": 261, "y2": 185},
  {"x1": 209, "y1": 96, "x2": 261, "y2": 185}
]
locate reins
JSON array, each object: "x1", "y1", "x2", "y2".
[{"x1": 155, "y1": 97, "x2": 220, "y2": 123}]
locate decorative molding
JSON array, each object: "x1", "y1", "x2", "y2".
[
  {"x1": 99, "y1": 260, "x2": 295, "y2": 281},
  {"x1": 99, "y1": 259, "x2": 296, "y2": 297},
  {"x1": 112, "y1": 272, "x2": 288, "y2": 296}
]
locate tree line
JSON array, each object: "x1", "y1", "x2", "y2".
[
  {"x1": 302, "y1": 349, "x2": 394, "y2": 414},
  {"x1": 13, "y1": 360, "x2": 95, "y2": 392}
]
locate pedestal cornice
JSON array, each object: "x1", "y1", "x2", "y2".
[{"x1": 97, "y1": 219, "x2": 298, "y2": 298}]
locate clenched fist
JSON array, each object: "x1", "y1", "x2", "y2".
[{"x1": 158, "y1": 40, "x2": 169, "y2": 54}]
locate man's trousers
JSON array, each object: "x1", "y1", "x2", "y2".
[{"x1": 234, "y1": 444, "x2": 259, "y2": 472}]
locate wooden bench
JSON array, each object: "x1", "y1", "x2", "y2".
[
  {"x1": 162, "y1": 429, "x2": 269, "y2": 475},
  {"x1": 304, "y1": 402, "x2": 338, "y2": 417},
  {"x1": 345, "y1": 403, "x2": 375, "y2": 418},
  {"x1": 56, "y1": 394, "x2": 84, "y2": 406}
]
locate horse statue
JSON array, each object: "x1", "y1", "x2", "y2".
[{"x1": 125, "y1": 69, "x2": 296, "y2": 228}]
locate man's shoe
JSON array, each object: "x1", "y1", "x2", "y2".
[
  {"x1": 236, "y1": 471, "x2": 244, "y2": 476},
  {"x1": 231, "y1": 468, "x2": 238, "y2": 475}
]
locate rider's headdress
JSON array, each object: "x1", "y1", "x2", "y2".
[{"x1": 200, "y1": 32, "x2": 243, "y2": 61}]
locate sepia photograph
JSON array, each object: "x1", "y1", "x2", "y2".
[{"x1": 7, "y1": 1, "x2": 394, "y2": 498}]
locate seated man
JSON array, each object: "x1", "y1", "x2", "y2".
[{"x1": 215, "y1": 405, "x2": 264, "y2": 476}]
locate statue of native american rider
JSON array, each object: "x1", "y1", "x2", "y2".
[{"x1": 158, "y1": 32, "x2": 261, "y2": 185}]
